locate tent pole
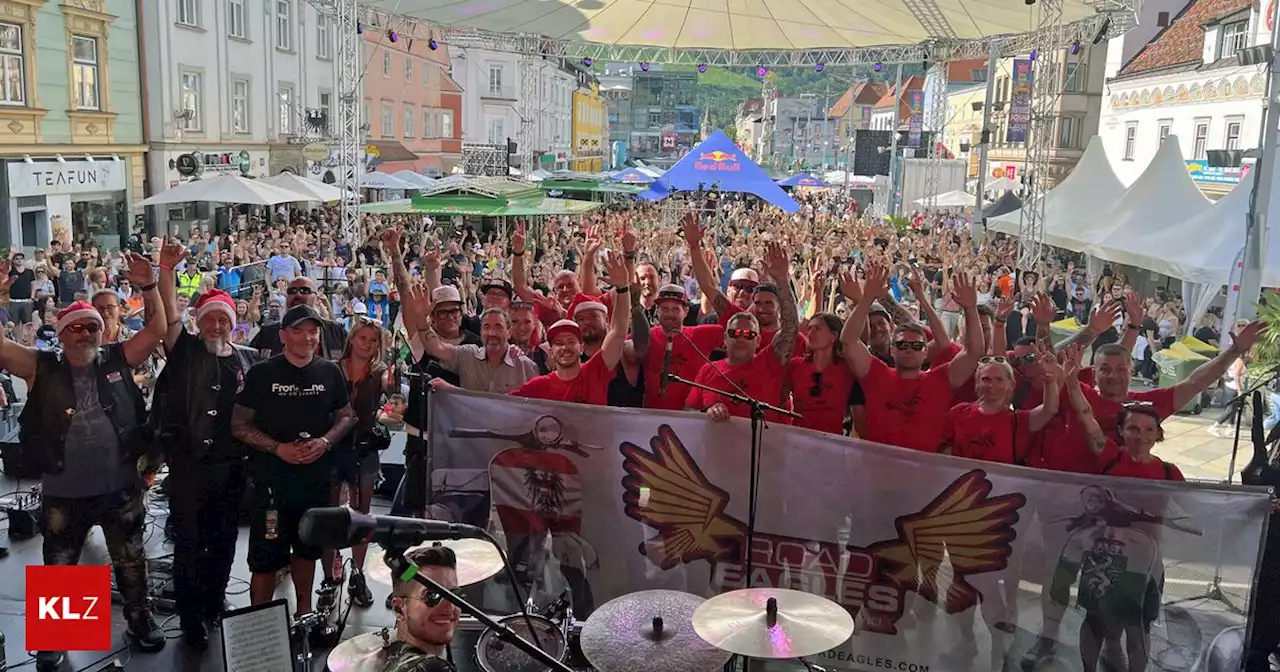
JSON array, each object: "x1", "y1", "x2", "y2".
[
  {"x1": 973, "y1": 41, "x2": 1000, "y2": 238},
  {"x1": 887, "y1": 63, "x2": 904, "y2": 217}
]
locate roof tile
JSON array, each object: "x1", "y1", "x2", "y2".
[{"x1": 1120, "y1": 0, "x2": 1250, "y2": 76}]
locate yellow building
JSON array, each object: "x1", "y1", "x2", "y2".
[
  {"x1": 942, "y1": 84, "x2": 986, "y2": 178},
  {"x1": 572, "y1": 83, "x2": 605, "y2": 173}
]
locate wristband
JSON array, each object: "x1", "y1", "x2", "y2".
[
  {"x1": 159, "y1": 265, "x2": 175, "y2": 271},
  {"x1": 615, "y1": 285, "x2": 630, "y2": 293},
  {"x1": 1126, "y1": 323, "x2": 1140, "y2": 330},
  {"x1": 139, "y1": 282, "x2": 157, "y2": 292},
  {"x1": 511, "y1": 250, "x2": 524, "y2": 257},
  {"x1": 624, "y1": 252, "x2": 637, "y2": 261},
  {"x1": 994, "y1": 318, "x2": 1007, "y2": 324}
]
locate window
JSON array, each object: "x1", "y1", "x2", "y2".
[
  {"x1": 970, "y1": 69, "x2": 987, "y2": 82},
  {"x1": 179, "y1": 71, "x2": 202, "y2": 131},
  {"x1": 362, "y1": 98, "x2": 370, "y2": 128},
  {"x1": 1057, "y1": 116, "x2": 1076, "y2": 148},
  {"x1": 488, "y1": 65, "x2": 503, "y2": 96},
  {"x1": 403, "y1": 105, "x2": 414, "y2": 138},
  {"x1": 1063, "y1": 62, "x2": 1080, "y2": 92},
  {"x1": 70, "y1": 36, "x2": 99, "y2": 110},
  {"x1": 381, "y1": 100, "x2": 392, "y2": 137},
  {"x1": 274, "y1": 0, "x2": 291, "y2": 51},
  {"x1": 1123, "y1": 122, "x2": 1137, "y2": 160},
  {"x1": 316, "y1": 14, "x2": 330, "y2": 58},
  {"x1": 278, "y1": 83, "x2": 294, "y2": 134},
  {"x1": 486, "y1": 116, "x2": 504, "y2": 144},
  {"x1": 423, "y1": 63, "x2": 431, "y2": 85},
  {"x1": 1194, "y1": 120, "x2": 1210, "y2": 159},
  {"x1": 422, "y1": 108, "x2": 432, "y2": 137},
  {"x1": 405, "y1": 57, "x2": 412, "y2": 81},
  {"x1": 382, "y1": 52, "x2": 390, "y2": 77},
  {"x1": 319, "y1": 90, "x2": 331, "y2": 121},
  {"x1": 231, "y1": 78, "x2": 249, "y2": 132},
  {"x1": 0, "y1": 23, "x2": 23, "y2": 105},
  {"x1": 1226, "y1": 119, "x2": 1242, "y2": 150},
  {"x1": 1158, "y1": 120, "x2": 1171, "y2": 145},
  {"x1": 227, "y1": 0, "x2": 245, "y2": 38},
  {"x1": 177, "y1": 0, "x2": 199, "y2": 27},
  {"x1": 1220, "y1": 20, "x2": 1248, "y2": 59}
]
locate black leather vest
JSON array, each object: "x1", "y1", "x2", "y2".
[
  {"x1": 19, "y1": 343, "x2": 148, "y2": 475},
  {"x1": 152, "y1": 335, "x2": 259, "y2": 463}
]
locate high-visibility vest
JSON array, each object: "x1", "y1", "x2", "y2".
[{"x1": 177, "y1": 272, "x2": 202, "y2": 298}]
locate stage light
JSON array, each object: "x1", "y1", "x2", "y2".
[
  {"x1": 1025, "y1": 0, "x2": 1035, "y2": 5},
  {"x1": 873, "y1": 61, "x2": 883, "y2": 72},
  {"x1": 757, "y1": 66, "x2": 767, "y2": 77},
  {"x1": 698, "y1": 63, "x2": 707, "y2": 73},
  {"x1": 429, "y1": 39, "x2": 438, "y2": 50},
  {"x1": 583, "y1": 57, "x2": 593, "y2": 67},
  {"x1": 640, "y1": 62, "x2": 649, "y2": 71},
  {"x1": 387, "y1": 29, "x2": 398, "y2": 43},
  {"x1": 815, "y1": 63, "x2": 825, "y2": 72},
  {"x1": 1030, "y1": 49, "x2": 1038, "y2": 61},
  {"x1": 1070, "y1": 40, "x2": 1080, "y2": 55}
]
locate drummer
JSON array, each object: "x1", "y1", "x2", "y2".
[{"x1": 384, "y1": 545, "x2": 462, "y2": 672}]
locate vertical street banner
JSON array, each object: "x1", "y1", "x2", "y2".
[
  {"x1": 427, "y1": 389, "x2": 1271, "y2": 672},
  {"x1": 907, "y1": 91, "x2": 925, "y2": 148},
  {"x1": 1007, "y1": 60, "x2": 1034, "y2": 143}
]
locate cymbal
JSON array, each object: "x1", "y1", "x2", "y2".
[
  {"x1": 365, "y1": 539, "x2": 505, "y2": 587},
  {"x1": 327, "y1": 630, "x2": 395, "y2": 672},
  {"x1": 580, "y1": 590, "x2": 732, "y2": 672},
  {"x1": 691, "y1": 588, "x2": 855, "y2": 659}
]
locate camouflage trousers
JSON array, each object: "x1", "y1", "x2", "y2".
[{"x1": 41, "y1": 486, "x2": 151, "y2": 628}]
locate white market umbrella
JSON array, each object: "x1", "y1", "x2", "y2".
[
  {"x1": 983, "y1": 176, "x2": 1020, "y2": 192},
  {"x1": 262, "y1": 172, "x2": 344, "y2": 202},
  {"x1": 391, "y1": 170, "x2": 437, "y2": 188},
  {"x1": 359, "y1": 172, "x2": 414, "y2": 190},
  {"x1": 914, "y1": 189, "x2": 977, "y2": 208},
  {"x1": 137, "y1": 174, "x2": 313, "y2": 206}
]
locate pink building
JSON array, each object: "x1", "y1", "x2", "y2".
[{"x1": 362, "y1": 32, "x2": 462, "y2": 176}]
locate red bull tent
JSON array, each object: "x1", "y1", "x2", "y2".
[{"x1": 638, "y1": 130, "x2": 800, "y2": 213}]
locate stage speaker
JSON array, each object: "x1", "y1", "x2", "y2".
[{"x1": 0, "y1": 435, "x2": 40, "y2": 480}]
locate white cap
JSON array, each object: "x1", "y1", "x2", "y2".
[
  {"x1": 730, "y1": 268, "x2": 760, "y2": 284},
  {"x1": 432, "y1": 285, "x2": 463, "y2": 306}
]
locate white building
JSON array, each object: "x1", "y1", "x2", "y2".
[
  {"x1": 533, "y1": 61, "x2": 574, "y2": 171},
  {"x1": 1099, "y1": 0, "x2": 1262, "y2": 198},
  {"x1": 451, "y1": 47, "x2": 521, "y2": 152},
  {"x1": 140, "y1": 0, "x2": 338, "y2": 229}
]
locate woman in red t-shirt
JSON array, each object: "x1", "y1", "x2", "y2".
[
  {"x1": 786, "y1": 313, "x2": 857, "y2": 435},
  {"x1": 941, "y1": 346, "x2": 1062, "y2": 464}
]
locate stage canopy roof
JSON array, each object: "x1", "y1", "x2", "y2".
[{"x1": 639, "y1": 131, "x2": 799, "y2": 212}]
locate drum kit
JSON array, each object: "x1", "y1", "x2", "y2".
[{"x1": 326, "y1": 540, "x2": 857, "y2": 672}]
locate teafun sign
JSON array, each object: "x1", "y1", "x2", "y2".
[
  {"x1": 7, "y1": 160, "x2": 127, "y2": 197},
  {"x1": 26, "y1": 565, "x2": 113, "y2": 650}
]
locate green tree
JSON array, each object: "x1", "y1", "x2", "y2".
[{"x1": 723, "y1": 124, "x2": 738, "y2": 141}]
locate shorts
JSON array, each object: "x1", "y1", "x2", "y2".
[
  {"x1": 332, "y1": 450, "x2": 381, "y2": 488},
  {"x1": 246, "y1": 481, "x2": 328, "y2": 574}
]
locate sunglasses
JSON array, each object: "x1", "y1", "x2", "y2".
[
  {"x1": 730, "y1": 282, "x2": 757, "y2": 291},
  {"x1": 65, "y1": 323, "x2": 101, "y2": 334},
  {"x1": 893, "y1": 340, "x2": 927, "y2": 351},
  {"x1": 810, "y1": 371, "x2": 823, "y2": 397},
  {"x1": 1013, "y1": 353, "x2": 1037, "y2": 363},
  {"x1": 979, "y1": 356, "x2": 1008, "y2": 364},
  {"x1": 433, "y1": 308, "x2": 463, "y2": 318},
  {"x1": 406, "y1": 590, "x2": 446, "y2": 608},
  {"x1": 1122, "y1": 401, "x2": 1155, "y2": 409},
  {"x1": 287, "y1": 286, "x2": 314, "y2": 295},
  {"x1": 727, "y1": 328, "x2": 758, "y2": 340}
]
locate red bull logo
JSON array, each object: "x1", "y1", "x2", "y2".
[{"x1": 694, "y1": 150, "x2": 741, "y2": 172}]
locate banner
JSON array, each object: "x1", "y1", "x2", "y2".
[
  {"x1": 427, "y1": 389, "x2": 1271, "y2": 672},
  {"x1": 907, "y1": 91, "x2": 924, "y2": 149},
  {"x1": 1007, "y1": 60, "x2": 1033, "y2": 144}
]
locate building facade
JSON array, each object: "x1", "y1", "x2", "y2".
[
  {"x1": 532, "y1": 59, "x2": 574, "y2": 171},
  {"x1": 572, "y1": 80, "x2": 605, "y2": 172},
  {"x1": 941, "y1": 84, "x2": 986, "y2": 177},
  {"x1": 451, "y1": 47, "x2": 520, "y2": 162},
  {"x1": 139, "y1": 0, "x2": 338, "y2": 231},
  {"x1": 1098, "y1": 0, "x2": 1260, "y2": 198},
  {"x1": 868, "y1": 76, "x2": 925, "y2": 130},
  {"x1": 760, "y1": 97, "x2": 836, "y2": 170},
  {"x1": 361, "y1": 33, "x2": 461, "y2": 177},
  {"x1": 0, "y1": 0, "x2": 147, "y2": 250},
  {"x1": 628, "y1": 67, "x2": 699, "y2": 162}
]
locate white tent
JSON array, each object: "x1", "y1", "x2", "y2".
[
  {"x1": 1039, "y1": 137, "x2": 1210, "y2": 252},
  {"x1": 989, "y1": 136, "x2": 1126, "y2": 238},
  {"x1": 914, "y1": 189, "x2": 976, "y2": 207},
  {"x1": 983, "y1": 176, "x2": 1019, "y2": 192},
  {"x1": 262, "y1": 172, "x2": 343, "y2": 202},
  {"x1": 528, "y1": 168, "x2": 554, "y2": 182},
  {"x1": 824, "y1": 170, "x2": 876, "y2": 186},
  {"x1": 391, "y1": 170, "x2": 436, "y2": 188},
  {"x1": 359, "y1": 172, "x2": 413, "y2": 190},
  {"x1": 137, "y1": 174, "x2": 312, "y2": 206}
]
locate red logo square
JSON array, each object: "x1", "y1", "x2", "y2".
[{"x1": 26, "y1": 565, "x2": 113, "y2": 651}]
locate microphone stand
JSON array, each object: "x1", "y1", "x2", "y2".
[
  {"x1": 1224, "y1": 367, "x2": 1280, "y2": 486},
  {"x1": 383, "y1": 547, "x2": 575, "y2": 672}
]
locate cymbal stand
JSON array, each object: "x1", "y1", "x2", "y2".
[{"x1": 291, "y1": 610, "x2": 326, "y2": 672}]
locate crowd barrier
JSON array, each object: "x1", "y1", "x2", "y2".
[{"x1": 424, "y1": 388, "x2": 1272, "y2": 672}]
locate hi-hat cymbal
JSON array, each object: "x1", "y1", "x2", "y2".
[
  {"x1": 327, "y1": 630, "x2": 395, "y2": 672},
  {"x1": 365, "y1": 539, "x2": 505, "y2": 587},
  {"x1": 691, "y1": 588, "x2": 855, "y2": 659},
  {"x1": 580, "y1": 590, "x2": 732, "y2": 672}
]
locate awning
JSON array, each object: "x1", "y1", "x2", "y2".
[{"x1": 365, "y1": 141, "x2": 418, "y2": 164}]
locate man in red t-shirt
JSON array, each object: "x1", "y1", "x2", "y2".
[
  {"x1": 840, "y1": 263, "x2": 984, "y2": 452},
  {"x1": 685, "y1": 243, "x2": 798, "y2": 423},
  {"x1": 509, "y1": 252, "x2": 633, "y2": 406},
  {"x1": 643, "y1": 285, "x2": 723, "y2": 410}
]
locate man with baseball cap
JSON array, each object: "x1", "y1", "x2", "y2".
[
  {"x1": 249, "y1": 276, "x2": 347, "y2": 360},
  {"x1": 642, "y1": 284, "x2": 726, "y2": 410},
  {"x1": 3, "y1": 251, "x2": 169, "y2": 666},
  {"x1": 153, "y1": 242, "x2": 262, "y2": 648},
  {"x1": 232, "y1": 303, "x2": 356, "y2": 618}
]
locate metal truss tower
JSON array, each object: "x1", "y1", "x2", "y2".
[
  {"x1": 759, "y1": 73, "x2": 778, "y2": 166},
  {"x1": 517, "y1": 55, "x2": 540, "y2": 175},
  {"x1": 305, "y1": 0, "x2": 364, "y2": 242},
  {"x1": 922, "y1": 59, "x2": 949, "y2": 210},
  {"x1": 1017, "y1": 0, "x2": 1065, "y2": 270}
]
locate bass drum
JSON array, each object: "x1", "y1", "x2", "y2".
[{"x1": 475, "y1": 614, "x2": 568, "y2": 672}]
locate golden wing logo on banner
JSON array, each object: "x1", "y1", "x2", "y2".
[{"x1": 620, "y1": 426, "x2": 1025, "y2": 633}]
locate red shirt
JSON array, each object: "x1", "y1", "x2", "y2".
[
  {"x1": 1049, "y1": 384, "x2": 1179, "y2": 474},
  {"x1": 686, "y1": 347, "x2": 790, "y2": 424},
  {"x1": 1097, "y1": 440, "x2": 1185, "y2": 481},
  {"x1": 718, "y1": 303, "x2": 809, "y2": 357},
  {"x1": 929, "y1": 342, "x2": 977, "y2": 405},
  {"x1": 531, "y1": 291, "x2": 616, "y2": 328},
  {"x1": 860, "y1": 357, "x2": 955, "y2": 451},
  {"x1": 943, "y1": 403, "x2": 1033, "y2": 464},
  {"x1": 787, "y1": 357, "x2": 855, "y2": 435},
  {"x1": 642, "y1": 325, "x2": 724, "y2": 410},
  {"x1": 510, "y1": 351, "x2": 613, "y2": 405}
]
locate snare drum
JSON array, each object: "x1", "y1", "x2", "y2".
[{"x1": 474, "y1": 614, "x2": 568, "y2": 672}]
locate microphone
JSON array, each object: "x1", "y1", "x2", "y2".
[
  {"x1": 659, "y1": 335, "x2": 673, "y2": 396},
  {"x1": 299, "y1": 506, "x2": 486, "y2": 550}
]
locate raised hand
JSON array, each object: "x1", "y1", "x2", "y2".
[
  {"x1": 621, "y1": 225, "x2": 638, "y2": 255},
  {"x1": 996, "y1": 292, "x2": 1015, "y2": 322},
  {"x1": 1123, "y1": 289, "x2": 1142, "y2": 326},
  {"x1": 511, "y1": 220, "x2": 527, "y2": 256},
  {"x1": 1088, "y1": 300, "x2": 1123, "y2": 334},
  {"x1": 681, "y1": 212, "x2": 703, "y2": 248},
  {"x1": 1231, "y1": 320, "x2": 1268, "y2": 353},
  {"x1": 158, "y1": 241, "x2": 187, "y2": 269},
  {"x1": 763, "y1": 242, "x2": 789, "y2": 283},
  {"x1": 861, "y1": 263, "x2": 890, "y2": 303},
  {"x1": 1059, "y1": 343, "x2": 1084, "y2": 380},
  {"x1": 124, "y1": 252, "x2": 156, "y2": 286},
  {"x1": 1039, "y1": 343, "x2": 1063, "y2": 384},
  {"x1": 380, "y1": 227, "x2": 403, "y2": 256},
  {"x1": 603, "y1": 250, "x2": 629, "y2": 288},
  {"x1": 400, "y1": 281, "x2": 433, "y2": 332},
  {"x1": 951, "y1": 272, "x2": 978, "y2": 308},
  {"x1": 838, "y1": 269, "x2": 862, "y2": 304},
  {"x1": 1029, "y1": 293, "x2": 1056, "y2": 325}
]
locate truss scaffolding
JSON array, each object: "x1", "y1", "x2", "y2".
[
  {"x1": 461, "y1": 144, "x2": 510, "y2": 177},
  {"x1": 305, "y1": 0, "x2": 363, "y2": 242},
  {"x1": 517, "y1": 56, "x2": 541, "y2": 175},
  {"x1": 1017, "y1": 0, "x2": 1067, "y2": 270},
  {"x1": 922, "y1": 60, "x2": 949, "y2": 211}
]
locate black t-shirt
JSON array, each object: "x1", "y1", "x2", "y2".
[
  {"x1": 238, "y1": 355, "x2": 350, "y2": 483},
  {"x1": 8, "y1": 268, "x2": 34, "y2": 300},
  {"x1": 211, "y1": 354, "x2": 245, "y2": 460}
]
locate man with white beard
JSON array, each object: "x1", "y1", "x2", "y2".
[{"x1": 153, "y1": 241, "x2": 262, "y2": 649}]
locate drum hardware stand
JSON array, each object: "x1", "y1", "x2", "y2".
[
  {"x1": 291, "y1": 610, "x2": 326, "y2": 672},
  {"x1": 383, "y1": 546, "x2": 576, "y2": 672}
]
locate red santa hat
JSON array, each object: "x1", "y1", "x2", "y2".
[
  {"x1": 195, "y1": 289, "x2": 238, "y2": 325},
  {"x1": 56, "y1": 300, "x2": 104, "y2": 334}
]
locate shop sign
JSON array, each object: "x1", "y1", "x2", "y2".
[
  {"x1": 302, "y1": 142, "x2": 331, "y2": 162},
  {"x1": 8, "y1": 160, "x2": 126, "y2": 197},
  {"x1": 1185, "y1": 160, "x2": 1251, "y2": 185}
]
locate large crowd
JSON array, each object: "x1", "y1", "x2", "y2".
[{"x1": 0, "y1": 189, "x2": 1267, "y2": 672}]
